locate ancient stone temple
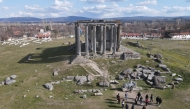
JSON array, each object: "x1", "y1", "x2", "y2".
[{"x1": 75, "y1": 20, "x2": 122, "y2": 56}]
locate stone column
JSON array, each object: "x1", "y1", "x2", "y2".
[
  {"x1": 93, "y1": 25, "x2": 96, "y2": 54},
  {"x1": 88, "y1": 25, "x2": 92, "y2": 51},
  {"x1": 117, "y1": 24, "x2": 122, "y2": 51},
  {"x1": 113, "y1": 24, "x2": 117, "y2": 55},
  {"x1": 100, "y1": 25, "x2": 103, "y2": 53},
  {"x1": 91, "y1": 26, "x2": 94, "y2": 51},
  {"x1": 110, "y1": 25, "x2": 114, "y2": 51},
  {"x1": 75, "y1": 23, "x2": 77, "y2": 47},
  {"x1": 76, "y1": 24, "x2": 81, "y2": 55},
  {"x1": 85, "y1": 25, "x2": 89, "y2": 56},
  {"x1": 103, "y1": 25, "x2": 106, "y2": 54}
]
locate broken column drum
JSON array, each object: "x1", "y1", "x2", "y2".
[{"x1": 74, "y1": 20, "x2": 122, "y2": 56}]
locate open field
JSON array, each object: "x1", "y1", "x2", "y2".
[{"x1": 0, "y1": 37, "x2": 190, "y2": 109}]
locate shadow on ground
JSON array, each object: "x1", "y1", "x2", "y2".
[
  {"x1": 18, "y1": 45, "x2": 76, "y2": 64},
  {"x1": 105, "y1": 98, "x2": 121, "y2": 108}
]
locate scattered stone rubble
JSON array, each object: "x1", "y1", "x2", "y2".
[
  {"x1": 119, "y1": 63, "x2": 183, "y2": 89},
  {"x1": 53, "y1": 69, "x2": 60, "y2": 76},
  {"x1": 122, "y1": 80, "x2": 142, "y2": 91},
  {"x1": 43, "y1": 83, "x2": 54, "y2": 91},
  {"x1": 62, "y1": 75, "x2": 94, "y2": 85},
  {"x1": 74, "y1": 88, "x2": 106, "y2": 96},
  {"x1": 0, "y1": 75, "x2": 18, "y2": 86},
  {"x1": 99, "y1": 80, "x2": 110, "y2": 87}
]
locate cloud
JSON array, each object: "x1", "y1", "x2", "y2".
[
  {"x1": 162, "y1": 6, "x2": 190, "y2": 16},
  {"x1": 50, "y1": 0, "x2": 73, "y2": 11},
  {"x1": 25, "y1": 5, "x2": 45, "y2": 12},
  {"x1": 79, "y1": 0, "x2": 126, "y2": 3},
  {"x1": 9, "y1": 0, "x2": 74, "y2": 18},
  {"x1": 2, "y1": 6, "x2": 9, "y2": 10},
  {"x1": 9, "y1": 0, "x2": 190, "y2": 18},
  {"x1": 0, "y1": 0, "x2": 2, "y2": 3},
  {"x1": 137, "y1": 0, "x2": 157, "y2": 5},
  {"x1": 79, "y1": 2, "x2": 159, "y2": 18},
  {"x1": 79, "y1": 0, "x2": 104, "y2": 3}
]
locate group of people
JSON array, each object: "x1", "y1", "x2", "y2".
[
  {"x1": 135, "y1": 92, "x2": 154, "y2": 106},
  {"x1": 116, "y1": 92, "x2": 162, "y2": 109}
]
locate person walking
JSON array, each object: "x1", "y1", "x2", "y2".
[
  {"x1": 122, "y1": 99, "x2": 125, "y2": 108},
  {"x1": 125, "y1": 103, "x2": 129, "y2": 109},
  {"x1": 130, "y1": 86, "x2": 133, "y2": 92},
  {"x1": 116, "y1": 93, "x2": 120, "y2": 104},
  {"x1": 145, "y1": 94, "x2": 149, "y2": 100},
  {"x1": 145, "y1": 98, "x2": 148, "y2": 106},
  {"x1": 135, "y1": 96, "x2": 138, "y2": 104},
  {"x1": 131, "y1": 104, "x2": 134, "y2": 109},
  {"x1": 140, "y1": 96, "x2": 143, "y2": 105},
  {"x1": 137, "y1": 92, "x2": 141, "y2": 100},
  {"x1": 118, "y1": 96, "x2": 121, "y2": 104},
  {"x1": 125, "y1": 91, "x2": 128, "y2": 100},
  {"x1": 116, "y1": 93, "x2": 120, "y2": 100},
  {"x1": 156, "y1": 96, "x2": 159, "y2": 105},
  {"x1": 142, "y1": 105, "x2": 146, "y2": 109},
  {"x1": 159, "y1": 98, "x2": 162, "y2": 106},
  {"x1": 150, "y1": 94, "x2": 153, "y2": 102}
]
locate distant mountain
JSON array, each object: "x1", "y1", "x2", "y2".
[
  {"x1": 45, "y1": 16, "x2": 92, "y2": 22},
  {"x1": 0, "y1": 17, "x2": 41, "y2": 22},
  {"x1": 106, "y1": 16, "x2": 175, "y2": 21},
  {"x1": 0, "y1": 16, "x2": 190, "y2": 22},
  {"x1": 0, "y1": 16, "x2": 92, "y2": 23}
]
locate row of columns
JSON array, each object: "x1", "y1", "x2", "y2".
[{"x1": 75, "y1": 23, "x2": 121, "y2": 56}]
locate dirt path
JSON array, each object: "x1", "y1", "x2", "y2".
[{"x1": 111, "y1": 84, "x2": 158, "y2": 109}]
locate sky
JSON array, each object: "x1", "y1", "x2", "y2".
[{"x1": 0, "y1": 0, "x2": 189, "y2": 18}]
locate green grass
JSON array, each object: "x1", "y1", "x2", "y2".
[{"x1": 1, "y1": 38, "x2": 190, "y2": 109}]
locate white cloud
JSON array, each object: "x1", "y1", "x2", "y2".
[
  {"x1": 2, "y1": 6, "x2": 9, "y2": 10},
  {"x1": 137, "y1": 0, "x2": 157, "y2": 5},
  {"x1": 51, "y1": 0, "x2": 73, "y2": 10},
  {"x1": 8, "y1": 0, "x2": 190, "y2": 18},
  {"x1": 0, "y1": 0, "x2": 3, "y2": 3},
  {"x1": 162, "y1": 6, "x2": 190, "y2": 16},
  {"x1": 79, "y1": 3, "x2": 159, "y2": 18},
  {"x1": 9, "y1": 0, "x2": 74, "y2": 18},
  {"x1": 79, "y1": 0, "x2": 126, "y2": 3},
  {"x1": 25, "y1": 5, "x2": 45, "y2": 12},
  {"x1": 79, "y1": 0, "x2": 104, "y2": 3}
]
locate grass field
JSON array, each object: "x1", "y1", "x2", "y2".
[{"x1": 0, "y1": 37, "x2": 190, "y2": 109}]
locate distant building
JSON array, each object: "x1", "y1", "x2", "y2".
[
  {"x1": 144, "y1": 33, "x2": 162, "y2": 38},
  {"x1": 121, "y1": 33, "x2": 143, "y2": 39},
  {"x1": 35, "y1": 29, "x2": 51, "y2": 39},
  {"x1": 121, "y1": 32, "x2": 162, "y2": 39},
  {"x1": 171, "y1": 32, "x2": 190, "y2": 40}
]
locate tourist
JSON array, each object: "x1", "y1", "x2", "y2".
[
  {"x1": 122, "y1": 99, "x2": 125, "y2": 108},
  {"x1": 137, "y1": 92, "x2": 141, "y2": 100},
  {"x1": 130, "y1": 86, "x2": 133, "y2": 92},
  {"x1": 156, "y1": 96, "x2": 159, "y2": 105},
  {"x1": 125, "y1": 103, "x2": 129, "y2": 109},
  {"x1": 116, "y1": 93, "x2": 120, "y2": 100},
  {"x1": 150, "y1": 94, "x2": 153, "y2": 102},
  {"x1": 118, "y1": 96, "x2": 121, "y2": 104},
  {"x1": 159, "y1": 98, "x2": 162, "y2": 106},
  {"x1": 145, "y1": 94, "x2": 149, "y2": 100},
  {"x1": 125, "y1": 91, "x2": 128, "y2": 100},
  {"x1": 135, "y1": 96, "x2": 138, "y2": 104},
  {"x1": 142, "y1": 105, "x2": 146, "y2": 109},
  {"x1": 145, "y1": 98, "x2": 148, "y2": 106},
  {"x1": 140, "y1": 96, "x2": 143, "y2": 105},
  {"x1": 131, "y1": 104, "x2": 134, "y2": 109}
]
